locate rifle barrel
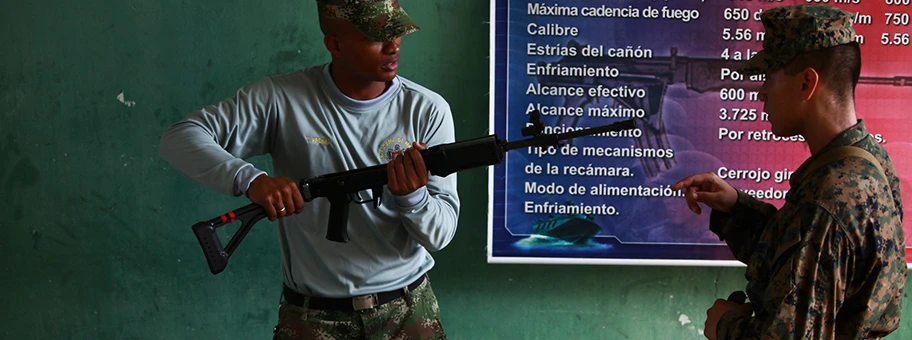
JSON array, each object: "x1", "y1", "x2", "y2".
[
  {"x1": 858, "y1": 76, "x2": 912, "y2": 86},
  {"x1": 502, "y1": 119, "x2": 638, "y2": 151},
  {"x1": 555, "y1": 119, "x2": 638, "y2": 140}
]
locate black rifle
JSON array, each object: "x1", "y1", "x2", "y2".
[{"x1": 191, "y1": 111, "x2": 639, "y2": 274}]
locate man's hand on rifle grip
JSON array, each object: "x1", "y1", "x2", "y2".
[
  {"x1": 388, "y1": 142, "x2": 429, "y2": 196},
  {"x1": 247, "y1": 174, "x2": 305, "y2": 221}
]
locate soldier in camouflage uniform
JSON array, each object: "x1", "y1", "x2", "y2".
[{"x1": 672, "y1": 4, "x2": 906, "y2": 339}]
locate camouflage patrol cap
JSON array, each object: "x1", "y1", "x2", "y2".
[
  {"x1": 316, "y1": 0, "x2": 419, "y2": 42},
  {"x1": 738, "y1": 4, "x2": 855, "y2": 75}
]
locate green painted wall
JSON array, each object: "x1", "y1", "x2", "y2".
[{"x1": 1, "y1": 1, "x2": 908, "y2": 339}]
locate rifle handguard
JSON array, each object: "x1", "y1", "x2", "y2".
[{"x1": 423, "y1": 135, "x2": 506, "y2": 176}]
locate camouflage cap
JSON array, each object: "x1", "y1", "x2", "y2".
[
  {"x1": 738, "y1": 4, "x2": 855, "y2": 75},
  {"x1": 316, "y1": 0, "x2": 419, "y2": 42}
]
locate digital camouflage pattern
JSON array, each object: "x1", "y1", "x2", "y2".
[
  {"x1": 739, "y1": 4, "x2": 856, "y2": 75},
  {"x1": 317, "y1": 0, "x2": 419, "y2": 42},
  {"x1": 710, "y1": 121, "x2": 906, "y2": 339},
  {"x1": 273, "y1": 279, "x2": 446, "y2": 340}
]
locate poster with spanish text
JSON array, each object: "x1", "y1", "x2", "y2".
[{"x1": 488, "y1": 0, "x2": 912, "y2": 266}]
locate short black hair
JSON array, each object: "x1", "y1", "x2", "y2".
[{"x1": 783, "y1": 42, "x2": 861, "y2": 106}]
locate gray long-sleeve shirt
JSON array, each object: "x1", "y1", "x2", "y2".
[{"x1": 160, "y1": 64, "x2": 460, "y2": 297}]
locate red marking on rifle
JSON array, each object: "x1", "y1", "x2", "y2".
[
  {"x1": 228, "y1": 211, "x2": 236, "y2": 222},
  {"x1": 220, "y1": 214, "x2": 228, "y2": 223}
]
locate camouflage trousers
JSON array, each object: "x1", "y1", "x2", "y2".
[{"x1": 273, "y1": 278, "x2": 446, "y2": 340}]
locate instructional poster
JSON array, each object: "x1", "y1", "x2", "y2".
[{"x1": 488, "y1": 0, "x2": 912, "y2": 266}]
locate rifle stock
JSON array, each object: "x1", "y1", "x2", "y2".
[
  {"x1": 191, "y1": 113, "x2": 638, "y2": 274},
  {"x1": 191, "y1": 203, "x2": 266, "y2": 275}
]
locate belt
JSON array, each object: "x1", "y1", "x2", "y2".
[{"x1": 283, "y1": 275, "x2": 426, "y2": 312}]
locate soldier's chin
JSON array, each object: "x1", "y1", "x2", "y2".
[
  {"x1": 376, "y1": 70, "x2": 397, "y2": 82},
  {"x1": 769, "y1": 126, "x2": 796, "y2": 138},
  {"x1": 769, "y1": 125, "x2": 783, "y2": 137}
]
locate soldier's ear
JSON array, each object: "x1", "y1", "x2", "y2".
[
  {"x1": 324, "y1": 35, "x2": 343, "y2": 58},
  {"x1": 799, "y1": 67, "x2": 820, "y2": 102}
]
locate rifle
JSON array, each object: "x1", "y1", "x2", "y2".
[{"x1": 191, "y1": 111, "x2": 639, "y2": 274}]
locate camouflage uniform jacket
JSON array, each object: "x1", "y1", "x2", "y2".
[{"x1": 709, "y1": 120, "x2": 906, "y2": 339}]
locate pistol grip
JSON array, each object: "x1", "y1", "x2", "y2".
[{"x1": 325, "y1": 195, "x2": 351, "y2": 243}]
